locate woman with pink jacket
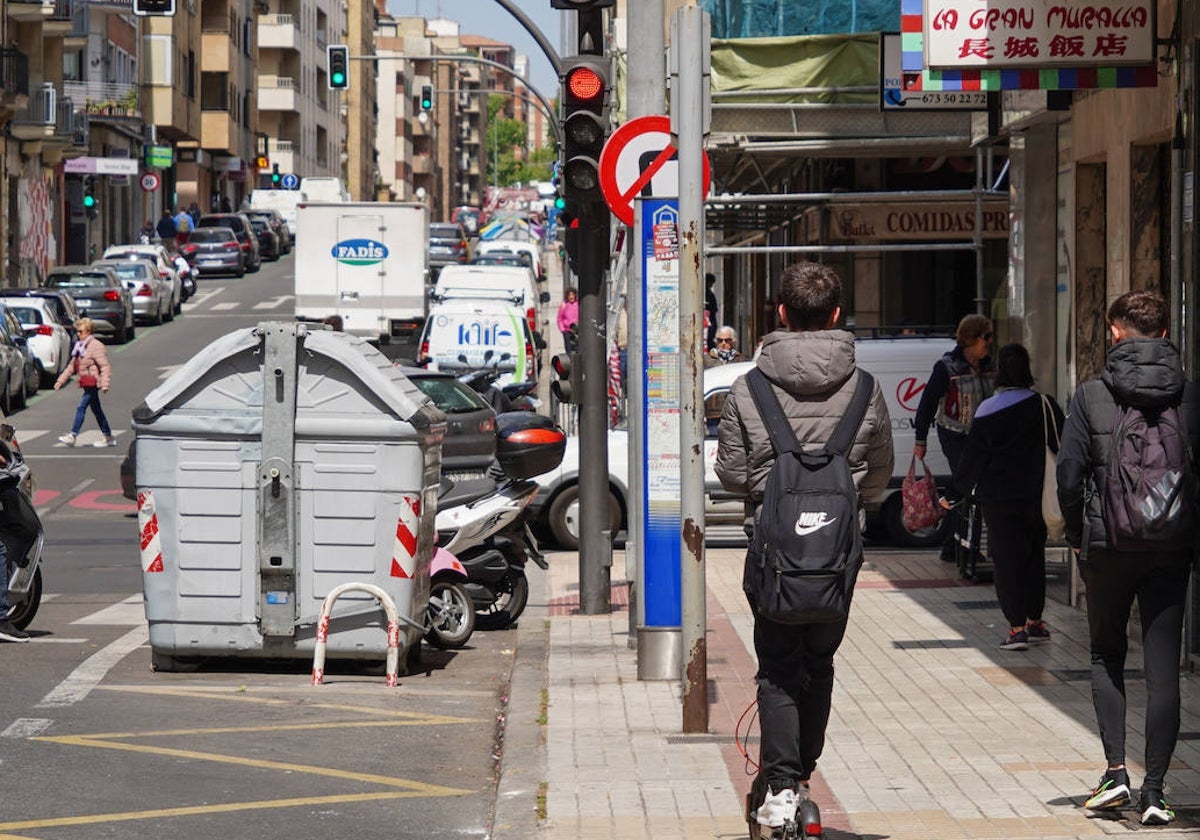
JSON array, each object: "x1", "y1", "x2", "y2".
[
  {"x1": 53, "y1": 317, "x2": 114, "y2": 447},
  {"x1": 557, "y1": 287, "x2": 579, "y2": 353}
]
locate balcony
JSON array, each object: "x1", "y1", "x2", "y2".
[
  {"x1": 258, "y1": 13, "x2": 299, "y2": 51},
  {"x1": 11, "y1": 84, "x2": 58, "y2": 139},
  {"x1": 7, "y1": 0, "x2": 56, "y2": 22},
  {"x1": 0, "y1": 50, "x2": 30, "y2": 112},
  {"x1": 268, "y1": 139, "x2": 295, "y2": 175},
  {"x1": 45, "y1": 0, "x2": 73, "y2": 33},
  {"x1": 412, "y1": 153, "x2": 433, "y2": 175},
  {"x1": 257, "y1": 75, "x2": 296, "y2": 111},
  {"x1": 201, "y1": 109, "x2": 237, "y2": 153},
  {"x1": 201, "y1": 29, "x2": 236, "y2": 74}
]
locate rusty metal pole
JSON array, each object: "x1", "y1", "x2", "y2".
[{"x1": 672, "y1": 5, "x2": 709, "y2": 734}]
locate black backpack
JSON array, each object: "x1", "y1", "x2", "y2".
[
  {"x1": 1104, "y1": 402, "x2": 1197, "y2": 551},
  {"x1": 742, "y1": 368, "x2": 874, "y2": 624}
]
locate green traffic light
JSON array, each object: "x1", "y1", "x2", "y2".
[
  {"x1": 554, "y1": 196, "x2": 566, "y2": 210},
  {"x1": 272, "y1": 173, "x2": 281, "y2": 183},
  {"x1": 332, "y1": 71, "x2": 345, "y2": 86},
  {"x1": 82, "y1": 194, "x2": 96, "y2": 208}
]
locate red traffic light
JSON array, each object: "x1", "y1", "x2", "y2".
[
  {"x1": 551, "y1": 353, "x2": 572, "y2": 379},
  {"x1": 566, "y1": 67, "x2": 604, "y2": 102}
]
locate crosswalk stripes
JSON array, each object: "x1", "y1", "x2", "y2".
[
  {"x1": 252, "y1": 295, "x2": 294, "y2": 310},
  {"x1": 211, "y1": 302, "x2": 239, "y2": 311}
]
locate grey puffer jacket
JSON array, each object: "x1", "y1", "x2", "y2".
[
  {"x1": 715, "y1": 329, "x2": 894, "y2": 519},
  {"x1": 1056, "y1": 337, "x2": 1200, "y2": 551}
]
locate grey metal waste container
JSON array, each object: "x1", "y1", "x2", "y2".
[{"x1": 132, "y1": 322, "x2": 444, "y2": 672}]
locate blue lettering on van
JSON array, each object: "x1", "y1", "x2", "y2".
[
  {"x1": 331, "y1": 238, "x2": 389, "y2": 266},
  {"x1": 457, "y1": 321, "x2": 513, "y2": 345}
]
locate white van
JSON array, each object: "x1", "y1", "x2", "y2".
[
  {"x1": 705, "y1": 335, "x2": 955, "y2": 546},
  {"x1": 249, "y1": 190, "x2": 303, "y2": 235},
  {"x1": 476, "y1": 240, "x2": 545, "y2": 283},
  {"x1": 298, "y1": 177, "x2": 349, "y2": 203},
  {"x1": 420, "y1": 297, "x2": 538, "y2": 387},
  {"x1": 433, "y1": 264, "x2": 548, "y2": 339}
]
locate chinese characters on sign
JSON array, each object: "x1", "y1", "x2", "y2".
[{"x1": 923, "y1": 0, "x2": 1155, "y2": 69}]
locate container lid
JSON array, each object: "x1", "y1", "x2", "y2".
[{"x1": 132, "y1": 322, "x2": 443, "y2": 439}]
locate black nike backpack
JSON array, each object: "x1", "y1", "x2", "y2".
[{"x1": 742, "y1": 368, "x2": 874, "y2": 624}]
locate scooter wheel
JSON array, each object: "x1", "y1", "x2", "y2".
[
  {"x1": 7, "y1": 566, "x2": 40, "y2": 630},
  {"x1": 425, "y1": 580, "x2": 476, "y2": 649},
  {"x1": 475, "y1": 570, "x2": 529, "y2": 631}
]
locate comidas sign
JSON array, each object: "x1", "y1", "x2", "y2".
[
  {"x1": 331, "y1": 238, "x2": 388, "y2": 266},
  {"x1": 924, "y1": 0, "x2": 1155, "y2": 69}
]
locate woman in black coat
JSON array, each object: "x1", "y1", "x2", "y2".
[{"x1": 953, "y1": 343, "x2": 1065, "y2": 651}]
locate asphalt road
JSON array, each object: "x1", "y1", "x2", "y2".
[{"x1": 0, "y1": 255, "x2": 523, "y2": 840}]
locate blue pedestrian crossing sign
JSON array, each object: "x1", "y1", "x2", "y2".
[{"x1": 281, "y1": 173, "x2": 299, "y2": 190}]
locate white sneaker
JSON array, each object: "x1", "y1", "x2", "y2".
[
  {"x1": 94, "y1": 435, "x2": 117, "y2": 448},
  {"x1": 754, "y1": 787, "x2": 797, "y2": 828},
  {"x1": 57, "y1": 433, "x2": 76, "y2": 447}
]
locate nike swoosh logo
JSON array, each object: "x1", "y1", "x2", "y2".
[{"x1": 795, "y1": 518, "x2": 836, "y2": 536}]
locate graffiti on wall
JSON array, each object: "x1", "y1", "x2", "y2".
[{"x1": 18, "y1": 160, "x2": 52, "y2": 284}]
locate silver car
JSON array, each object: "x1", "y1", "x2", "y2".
[{"x1": 92, "y1": 259, "x2": 172, "y2": 325}]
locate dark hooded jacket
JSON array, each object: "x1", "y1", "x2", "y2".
[
  {"x1": 1056, "y1": 337, "x2": 1200, "y2": 551},
  {"x1": 715, "y1": 329, "x2": 894, "y2": 521}
]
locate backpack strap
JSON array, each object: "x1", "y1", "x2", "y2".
[
  {"x1": 828, "y1": 370, "x2": 875, "y2": 456},
  {"x1": 746, "y1": 368, "x2": 875, "y2": 457},
  {"x1": 746, "y1": 368, "x2": 801, "y2": 455}
]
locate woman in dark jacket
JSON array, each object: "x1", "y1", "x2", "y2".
[{"x1": 953, "y1": 343, "x2": 1065, "y2": 651}]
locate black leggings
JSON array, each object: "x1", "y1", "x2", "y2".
[
  {"x1": 981, "y1": 498, "x2": 1046, "y2": 628},
  {"x1": 754, "y1": 614, "x2": 848, "y2": 792},
  {"x1": 1080, "y1": 549, "x2": 1190, "y2": 791}
]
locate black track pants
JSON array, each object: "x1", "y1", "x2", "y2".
[
  {"x1": 1080, "y1": 549, "x2": 1190, "y2": 791},
  {"x1": 981, "y1": 498, "x2": 1046, "y2": 628},
  {"x1": 754, "y1": 614, "x2": 848, "y2": 793}
]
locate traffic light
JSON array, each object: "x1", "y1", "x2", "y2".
[
  {"x1": 254, "y1": 155, "x2": 269, "y2": 171},
  {"x1": 550, "y1": 0, "x2": 614, "y2": 8},
  {"x1": 271, "y1": 163, "x2": 281, "y2": 185},
  {"x1": 551, "y1": 353, "x2": 580, "y2": 404},
  {"x1": 82, "y1": 177, "x2": 98, "y2": 219},
  {"x1": 420, "y1": 85, "x2": 433, "y2": 111},
  {"x1": 133, "y1": 0, "x2": 175, "y2": 15},
  {"x1": 559, "y1": 56, "x2": 610, "y2": 205},
  {"x1": 327, "y1": 45, "x2": 349, "y2": 90}
]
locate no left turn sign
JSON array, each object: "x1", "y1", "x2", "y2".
[
  {"x1": 139, "y1": 172, "x2": 161, "y2": 192},
  {"x1": 598, "y1": 115, "x2": 710, "y2": 227}
]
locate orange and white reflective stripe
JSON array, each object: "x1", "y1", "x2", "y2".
[
  {"x1": 389, "y1": 495, "x2": 419, "y2": 579},
  {"x1": 137, "y1": 490, "x2": 164, "y2": 573}
]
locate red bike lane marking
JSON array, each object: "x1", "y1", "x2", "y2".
[
  {"x1": 68, "y1": 489, "x2": 137, "y2": 512},
  {"x1": 33, "y1": 489, "x2": 61, "y2": 506}
]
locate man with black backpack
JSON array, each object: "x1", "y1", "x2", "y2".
[
  {"x1": 1057, "y1": 289, "x2": 1200, "y2": 826},
  {"x1": 716, "y1": 262, "x2": 893, "y2": 836}
]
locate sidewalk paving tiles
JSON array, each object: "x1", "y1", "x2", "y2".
[{"x1": 528, "y1": 545, "x2": 1200, "y2": 840}]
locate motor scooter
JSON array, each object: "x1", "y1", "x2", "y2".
[
  {"x1": 1, "y1": 425, "x2": 46, "y2": 631},
  {"x1": 435, "y1": 412, "x2": 565, "y2": 630}
]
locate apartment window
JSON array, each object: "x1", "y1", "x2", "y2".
[
  {"x1": 186, "y1": 50, "x2": 195, "y2": 98},
  {"x1": 243, "y1": 19, "x2": 251, "y2": 56},
  {"x1": 63, "y1": 50, "x2": 83, "y2": 82},
  {"x1": 243, "y1": 91, "x2": 251, "y2": 126},
  {"x1": 143, "y1": 34, "x2": 173, "y2": 86}
]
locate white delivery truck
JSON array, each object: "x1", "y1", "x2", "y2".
[{"x1": 294, "y1": 202, "x2": 430, "y2": 344}]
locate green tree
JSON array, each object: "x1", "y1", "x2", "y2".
[{"x1": 487, "y1": 95, "x2": 554, "y2": 187}]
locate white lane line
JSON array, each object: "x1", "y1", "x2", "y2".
[
  {"x1": 211, "y1": 302, "x2": 239, "y2": 311},
  {"x1": 35, "y1": 625, "x2": 148, "y2": 708},
  {"x1": 13, "y1": 430, "x2": 48, "y2": 444},
  {"x1": 31, "y1": 638, "x2": 90, "y2": 644},
  {"x1": 2, "y1": 718, "x2": 54, "y2": 738},
  {"x1": 252, "y1": 295, "x2": 293, "y2": 310},
  {"x1": 72, "y1": 595, "x2": 144, "y2": 626}
]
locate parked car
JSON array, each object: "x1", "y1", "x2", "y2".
[
  {"x1": 476, "y1": 240, "x2": 545, "y2": 283},
  {"x1": 196, "y1": 213, "x2": 261, "y2": 271},
  {"x1": 0, "y1": 294, "x2": 71, "y2": 387},
  {"x1": 5, "y1": 288, "x2": 80, "y2": 340},
  {"x1": 91, "y1": 259, "x2": 172, "y2": 325},
  {"x1": 246, "y1": 208, "x2": 292, "y2": 254},
  {"x1": 102, "y1": 244, "x2": 183, "y2": 311},
  {"x1": 179, "y1": 227, "x2": 245, "y2": 277},
  {"x1": 397, "y1": 366, "x2": 497, "y2": 480},
  {"x1": 249, "y1": 216, "x2": 281, "y2": 261},
  {"x1": 0, "y1": 305, "x2": 39, "y2": 398},
  {"x1": 428, "y1": 222, "x2": 472, "y2": 268},
  {"x1": 0, "y1": 304, "x2": 30, "y2": 412},
  {"x1": 44, "y1": 265, "x2": 135, "y2": 343}
]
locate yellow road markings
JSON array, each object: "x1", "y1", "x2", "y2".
[
  {"x1": 35, "y1": 733, "x2": 471, "y2": 792},
  {"x1": 0, "y1": 792, "x2": 436, "y2": 832},
  {"x1": 57, "y1": 717, "x2": 473, "y2": 740},
  {"x1": 96, "y1": 684, "x2": 477, "y2": 723}
]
